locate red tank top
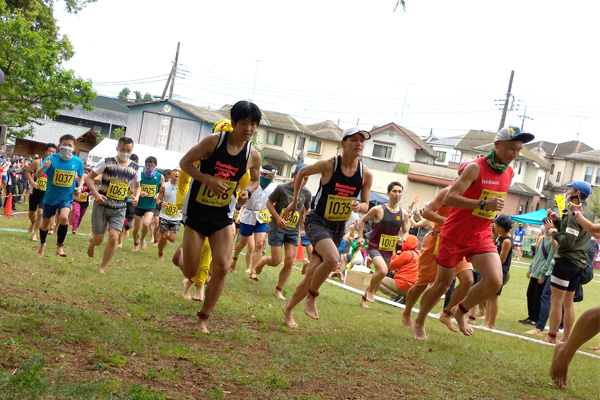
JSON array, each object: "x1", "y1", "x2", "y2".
[{"x1": 441, "y1": 156, "x2": 513, "y2": 244}]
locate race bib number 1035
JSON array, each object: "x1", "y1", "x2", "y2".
[{"x1": 324, "y1": 195, "x2": 355, "y2": 222}]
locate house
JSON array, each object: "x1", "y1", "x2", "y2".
[
  {"x1": 13, "y1": 119, "x2": 97, "y2": 160},
  {"x1": 56, "y1": 95, "x2": 130, "y2": 138},
  {"x1": 427, "y1": 134, "x2": 465, "y2": 166}
]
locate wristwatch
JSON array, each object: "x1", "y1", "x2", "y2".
[
  {"x1": 572, "y1": 210, "x2": 582, "y2": 217},
  {"x1": 479, "y1": 200, "x2": 487, "y2": 210}
]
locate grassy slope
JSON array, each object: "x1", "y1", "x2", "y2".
[{"x1": 0, "y1": 211, "x2": 598, "y2": 399}]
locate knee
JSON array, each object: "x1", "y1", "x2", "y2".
[
  {"x1": 107, "y1": 235, "x2": 119, "y2": 245},
  {"x1": 322, "y1": 253, "x2": 338, "y2": 269},
  {"x1": 246, "y1": 243, "x2": 255, "y2": 252},
  {"x1": 168, "y1": 234, "x2": 177, "y2": 242},
  {"x1": 458, "y1": 275, "x2": 474, "y2": 287}
]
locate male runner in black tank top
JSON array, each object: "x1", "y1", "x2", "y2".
[
  {"x1": 174, "y1": 100, "x2": 262, "y2": 333},
  {"x1": 282, "y1": 127, "x2": 373, "y2": 328},
  {"x1": 357, "y1": 181, "x2": 410, "y2": 308}
]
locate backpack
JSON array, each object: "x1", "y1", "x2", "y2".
[{"x1": 579, "y1": 253, "x2": 594, "y2": 285}]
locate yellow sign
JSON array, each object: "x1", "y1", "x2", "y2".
[
  {"x1": 36, "y1": 177, "x2": 47, "y2": 191},
  {"x1": 324, "y1": 195, "x2": 355, "y2": 222},
  {"x1": 52, "y1": 169, "x2": 76, "y2": 188},
  {"x1": 141, "y1": 184, "x2": 157, "y2": 197},
  {"x1": 280, "y1": 207, "x2": 300, "y2": 228},
  {"x1": 106, "y1": 181, "x2": 129, "y2": 201},
  {"x1": 378, "y1": 234, "x2": 397, "y2": 252},
  {"x1": 164, "y1": 203, "x2": 179, "y2": 217},
  {"x1": 258, "y1": 209, "x2": 271, "y2": 223},
  {"x1": 195, "y1": 176, "x2": 237, "y2": 208},
  {"x1": 472, "y1": 189, "x2": 506, "y2": 220},
  {"x1": 555, "y1": 194, "x2": 566, "y2": 216}
]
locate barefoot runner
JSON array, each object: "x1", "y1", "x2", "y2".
[
  {"x1": 412, "y1": 126, "x2": 534, "y2": 340},
  {"x1": 35, "y1": 135, "x2": 84, "y2": 257},
  {"x1": 85, "y1": 137, "x2": 141, "y2": 273},
  {"x1": 25, "y1": 143, "x2": 57, "y2": 242},
  {"x1": 281, "y1": 127, "x2": 373, "y2": 328},
  {"x1": 175, "y1": 101, "x2": 261, "y2": 333},
  {"x1": 254, "y1": 163, "x2": 312, "y2": 299},
  {"x1": 132, "y1": 156, "x2": 163, "y2": 252},
  {"x1": 357, "y1": 181, "x2": 409, "y2": 308},
  {"x1": 156, "y1": 169, "x2": 182, "y2": 261}
]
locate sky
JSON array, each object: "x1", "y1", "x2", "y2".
[{"x1": 54, "y1": 0, "x2": 600, "y2": 147}]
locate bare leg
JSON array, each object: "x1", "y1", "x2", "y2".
[
  {"x1": 304, "y1": 239, "x2": 339, "y2": 320},
  {"x1": 402, "y1": 285, "x2": 427, "y2": 328},
  {"x1": 413, "y1": 266, "x2": 455, "y2": 340},
  {"x1": 275, "y1": 244, "x2": 296, "y2": 300},
  {"x1": 439, "y1": 269, "x2": 474, "y2": 332},
  {"x1": 544, "y1": 287, "x2": 567, "y2": 344},
  {"x1": 361, "y1": 256, "x2": 387, "y2": 307},
  {"x1": 31, "y1": 208, "x2": 43, "y2": 241},
  {"x1": 98, "y1": 229, "x2": 120, "y2": 273},
  {"x1": 250, "y1": 232, "x2": 267, "y2": 277},
  {"x1": 157, "y1": 231, "x2": 169, "y2": 261},
  {"x1": 230, "y1": 234, "x2": 250, "y2": 273},
  {"x1": 182, "y1": 279, "x2": 193, "y2": 300},
  {"x1": 245, "y1": 235, "x2": 256, "y2": 277},
  {"x1": 282, "y1": 255, "x2": 320, "y2": 329},
  {"x1": 139, "y1": 212, "x2": 153, "y2": 250},
  {"x1": 131, "y1": 214, "x2": 142, "y2": 251},
  {"x1": 480, "y1": 295, "x2": 499, "y2": 329}
]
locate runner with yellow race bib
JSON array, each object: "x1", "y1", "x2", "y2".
[
  {"x1": 156, "y1": 169, "x2": 183, "y2": 261},
  {"x1": 132, "y1": 156, "x2": 163, "y2": 252},
  {"x1": 25, "y1": 142, "x2": 58, "y2": 242}
]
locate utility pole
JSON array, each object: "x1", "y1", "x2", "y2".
[
  {"x1": 498, "y1": 70, "x2": 514, "y2": 131},
  {"x1": 161, "y1": 42, "x2": 180, "y2": 100},
  {"x1": 517, "y1": 105, "x2": 533, "y2": 130}
]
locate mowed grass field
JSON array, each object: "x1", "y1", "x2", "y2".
[{"x1": 0, "y1": 209, "x2": 599, "y2": 399}]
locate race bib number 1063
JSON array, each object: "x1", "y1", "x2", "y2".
[
  {"x1": 52, "y1": 169, "x2": 76, "y2": 188},
  {"x1": 106, "y1": 181, "x2": 129, "y2": 201}
]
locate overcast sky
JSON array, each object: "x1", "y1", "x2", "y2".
[{"x1": 54, "y1": 0, "x2": 599, "y2": 147}]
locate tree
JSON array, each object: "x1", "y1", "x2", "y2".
[
  {"x1": 142, "y1": 93, "x2": 153, "y2": 102},
  {"x1": 117, "y1": 87, "x2": 131, "y2": 101},
  {"x1": 112, "y1": 125, "x2": 125, "y2": 140},
  {"x1": 0, "y1": 0, "x2": 96, "y2": 137},
  {"x1": 134, "y1": 91, "x2": 142, "y2": 103},
  {"x1": 588, "y1": 186, "x2": 600, "y2": 221}
]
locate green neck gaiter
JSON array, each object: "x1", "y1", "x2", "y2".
[{"x1": 485, "y1": 148, "x2": 509, "y2": 174}]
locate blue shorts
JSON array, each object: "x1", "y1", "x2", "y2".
[
  {"x1": 239, "y1": 221, "x2": 269, "y2": 237},
  {"x1": 43, "y1": 200, "x2": 72, "y2": 219},
  {"x1": 301, "y1": 233, "x2": 311, "y2": 246}
]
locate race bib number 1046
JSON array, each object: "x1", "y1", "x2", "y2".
[{"x1": 195, "y1": 177, "x2": 237, "y2": 208}]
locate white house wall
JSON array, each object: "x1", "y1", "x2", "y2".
[{"x1": 363, "y1": 129, "x2": 417, "y2": 164}]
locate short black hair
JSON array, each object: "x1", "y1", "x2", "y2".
[
  {"x1": 46, "y1": 143, "x2": 57, "y2": 151},
  {"x1": 118, "y1": 136, "x2": 134, "y2": 146},
  {"x1": 163, "y1": 169, "x2": 171, "y2": 176},
  {"x1": 387, "y1": 181, "x2": 404, "y2": 193},
  {"x1": 130, "y1": 154, "x2": 139, "y2": 163},
  {"x1": 59, "y1": 134, "x2": 76, "y2": 145},
  {"x1": 230, "y1": 100, "x2": 261, "y2": 124},
  {"x1": 145, "y1": 156, "x2": 157, "y2": 165}
]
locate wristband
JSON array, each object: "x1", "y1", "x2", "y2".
[{"x1": 571, "y1": 210, "x2": 582, "y2": 217}]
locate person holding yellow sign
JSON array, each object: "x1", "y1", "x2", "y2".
[
  {"x1": 25, "y1": 143, "x2": 57, "y2": 242},
  {"x1": 132, "y1": 156, "x2": 163, "y2": 252},
  {"x1": 282, "y1": 127, "x2": 373, "y2": 328},
  {"x1": 85, "y1": 136, "x2": 141, "y2": 273},
  {"x1": 34, "y1": 135, "x2": 85, "y2": 258},
  {"x1": 156, "y1": 168, "x2": 182, "y2": 261},
  {"x1": 356, "y1": 181, "x2": 410, "y2": 309},
  {"x1": 253, "y1": 163, "x2": 312, "y2": 300}
]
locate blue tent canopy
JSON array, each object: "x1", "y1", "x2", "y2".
[
  {"x1": 357, "y1": 192, "x2": 389, "y2": 204},
  {"x1": 510, "y1": 209, "x2": 547, "y2": 225}
]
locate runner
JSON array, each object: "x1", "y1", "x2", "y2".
[
  {"x1": 253, "y1": 163, "x2": 312, "y2": 299},
  {"x1": 356, "y1": 181, "x2": 409, "y2": 308},
  {"x1": 117, "y1": 153, "x2": 139, "y2": 248},
  {"x1": 513, "y1": 223, "x2": 526, "y2": 260},
  {"x1": 132, "y1": 156, "x2": 163, "y2": 251},
  {"x1": 281, "y1": 127, "x2": 373, "y2": 328},
  {"x1": 25, "y1": 143, "x2": 57, "y2": 241},
  {"x1": 401, "y1": 160, "x2": 474, "y2": 332},
  {"x1": 229, "y1": 164, "x2": 277, "y2": 280},
  {"x1": 412, "y1": 126, "x2": 534, "y2": 340},
  {"x1": 174, "y1": 100, "x2": 262, "y2": 333},
  {"x1": 156, "y1": 168, "x2": 181, "y2": 261},
  {"x1": 71, "y1": 182, "x2": 91, "y2": 234},
  {"x1": 34, "y1": 135, "x2": 84, "y2": 257},
  {"x1": 85, "y1": 136, "x2": 141, "y2": 273}
]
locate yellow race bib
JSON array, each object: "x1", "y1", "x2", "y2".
[
  {"x1": 141, "y1": 183, "x2": 157, "y2": 197},
  {"x1": 195, "y1": 176, "x2": 237, "y2": 208},
  {"x1": 378, "y1": 234, "x2": 397, "y2": 252},
  {"x1": 280, "y1": 207, "x2": 300, "y2": 228},
  {"x1": 164, "y1": 203, "x2": 179, "y2": 217},
  {"x1": 258, "y1": 209, "x2": 271, "y2": 223},
  {"x1": 106, "y1": 181, "x2": 129, "y2": 201},
  {"x1": 324, "y1": 195, "x2": 355, "y2": 222},
  {"x1": 472, "y1": 189, "x2": 506, "y2": 220},
  {"x1": 76, "y1": 192, "x2": 89, "y2": 202},
  {"x1": 36, "y1": 177, "x2": 47, "y2": 191},
  {"x1": 52, "y1": 169, "x2": 76, "y2": 188}
]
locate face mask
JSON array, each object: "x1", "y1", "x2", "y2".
[
  {"x1": 260, "y1": 176, "x2": 273, "y2": 189},
  {"x1": 59, "y1": 146, "x2": 73, "y2": 161},
  {"x1": 117, "y1": 152, "x2": 130, "y2": 162},
  {"x1": 144, "y1": 167, "x2": 156, "y2": 178}
]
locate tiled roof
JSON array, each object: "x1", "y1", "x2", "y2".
[
  {"x1": 14, "y1": 120, "x2": 95, "y2": 144},
  {"x1": 455, "y1": 130, "x2": 496, "y2": 151},
  {"x1": 91, "y1": 96, "x2": 130, "y2": 113},
  {"x1": 306, "y1": 120, "x2": 343, "y2": 142},
  {"x1": 217, "y1": 105, "x2": 312, "y2": 135},
  {"x1": 563, "y1": 149, "x2": 600, "y2": 163},
  {"x1": 262, "y1": 148, "x2": 298, "y2": 164},
  {"x1": 171, "y1": 101, "x2": 230, "y2": 124},
  {"x1": 509, "y1": 182, "x2": 540, "y2": 196},
  {"x1": 369, "y1": 122, "x2": 436, "y2": 157},
  {"x1": 526, "y1": 140, "x2": 594, "y2": 157},
  {"x1": 427, "y1": 134, "x2": 465, "y2": 147}
]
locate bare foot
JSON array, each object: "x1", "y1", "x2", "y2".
[
  {"x1": 480, "y1": 323, "x2": 494, "y2": 329},
  {"x1": 543, "y1": 335, "x2": 558, "y2": 344},
  {"x1": 72, "y1": 230, "x2": 77, "y2": 235},
  {"x1": 131, "y1": 243, "x2": 139, "y2": 252},
  {"x1": 359, "y1": 295, "x2": 370, "y2": 309},
  {"x1": 87, "y1": 242, "x2": 95, "y2": 258},
  {"x1": 36, "y1": 244, "x2": 46, "y2": 257},
  {"x1": 140, "y1": 240, "x2": 147, "y2": 250},
  {"x1": 413, "y1": 320, "x2": 428, "y2": 340},
  {"x1": 524, "y1": 328, "x2": 543, "y2": 336},
  {"x1": 439, "y1": 312, "x2": 460, "y2": 332},
  {"x1": 401, "y1": 312, "x2": 413, "y2": 328},
  {"x1": 452, "y1": 306, "x2": 474, "y2": 336},
  {"x1": 158, "y1": 252, "x2": 165, "y2": 261},
  {"x1": 244, "y1": 268, "x2": 251, "y2": 274},
  {"x1": 249, "y1": 273, "x2": 259, "y2": 281},
  {"x1": 282, "y1": 304, "x2": 298, "y2": 328},
  {"x1": 99, "y1": 266, "x2": 106, "y2": 274},
  {"x1": 182, "y1": 279, "x2": 193, "y2": 301},
  {"x1": 229, "y1": 257, "x2": 238, "y2": 273},
  {"x1": 467, "y1": 316, "x2": 478, "y2": 325},
  {"x1": 117, "y1": 241, "x2": 123, "y2": 248},
  {"x1": 275, "y1": 289, "x2": 286, "y2": 301},
  {"x1": 153, "y1": 241, "x2": 159, "y2": 247},
  {"x1": 365, "y1": 288, "x2": 375, "y2": 303},
  {"x1": 193, "y1": 285, "x2": 205, "y2": 302},
  {"x1": 28, "y1": 223, "x2": 34, "y2": 233},
  {"x1": 55, "y1": 247, "x2": 67, "y2": 257},
  {"x1": 304, "y1": 294, "x2": 319, "y2": 320},
  {"x1": 255, "y1": 257, "x2": 267, "y2": 275},
  {"x1": 48, "y1": 229, "x2": 54, "y2": 235},
  {"x1": 31, "y1": 234, "x2": 38, "y2": 242},
  {"x1": 550, "y1": 341, "x2": 572, "y2": 388},
  {"x1": 301, "y1": 260, "x2": 308, "y2": 275},
  {"x1": 196, "y1": 319, "x2": 210, "y2": 334}
]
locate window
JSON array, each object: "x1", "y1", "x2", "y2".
[
  {"x1": 550, "y1": 164, "x2": 555, "y2": 175},
  {"x1": 267, "y1": 132, "x2": 283, "y2": 146},
  {"x1": 93, "y1": 126, "x2": 101, "y2": 133},
  {"x1": 297, "y1": 137, "x2": 305, "y2": 151},
  {"x1": 436, "y1": 151, "x2": 446, "y2": 163},
  {"x1": 556, "y1": 171, "x2": 561, "y2": 183},
  {"x1": 536, "y1": 176, "x2": 542, "y2": 189},
  {"x1": 307, "y1": 139, "x2": 322, "y2": 154},
  {"x1": 584, "y1": 166, "x2": 593, "y2": 183},
  {"x1": 372, "y1": 143, "x2": 393, "y2": 160},
  {"x1": 596, "y1": 167, "x2": 600, "y2": 185}
]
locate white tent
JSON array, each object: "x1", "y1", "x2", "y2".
[{"x1": 87, "y1": 139, "x2": 186, "y2": 170}]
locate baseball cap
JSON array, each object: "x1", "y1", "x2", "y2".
[
  {"x1": 342, "y1": 127, "x2": 371, "y2": 140},
  {"x1": 567, "y1": 181, "x2": 592, "y2": 197},
  {"x1": 495, "y1": 126, "x2": 534, "y2": 144},
  {"x1": 493, "y1": 214, "x2": 513, "y2": 231},
  {"x1": 294, "y1": 163, "x2": 307, "y2": 174}
]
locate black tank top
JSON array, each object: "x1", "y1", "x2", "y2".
[
  {"x1": 183, "y1": 131, "x2": 251, "y2": 219},
  {"x1": 312, "y1": 155, "x2": 363, "y2": 222},
  {"x1": 368, "y1": 204, "x2": 403, "y2": 253}
]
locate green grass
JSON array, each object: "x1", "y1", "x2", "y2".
[{"x1": 0, "y1": 210, "x2": 599, "y2": 399}]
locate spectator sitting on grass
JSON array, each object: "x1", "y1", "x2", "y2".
[{"x1": 378, "y1": 234, "x2": 419, "y2": 301}]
